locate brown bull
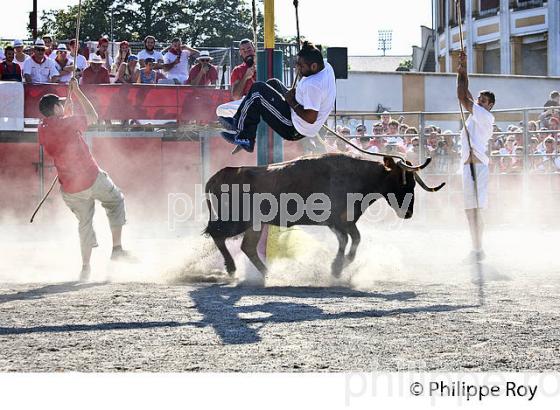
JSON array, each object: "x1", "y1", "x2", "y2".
[{"x1": 204, "y1": 153, "x2": 444, "y2": 278}]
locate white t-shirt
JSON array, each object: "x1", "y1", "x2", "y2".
[
  {"x1": 290, "y1": 62, "x2": 336, "y2": 137},
  {"x1": 22, "y1": 56, "x2": 59, "y2": 83},
  {"x1": 54, "y1": 58, "x2": 74, "y2": 83},
  {"x1": 138, "y1": 49, "x2": 164, "y2": 63},
  {"x1": 14, "y1": 54, "x2": 30, "y2": 71},
  {"x1": 163, "y1": 50, "x2": 190, "y2": 83},
  {"x1": 460, "y1": 102, "x2": 494, "y2": 166},
  {"x1": 68, "y1": 54, "x2": 88, "y2": 72}
]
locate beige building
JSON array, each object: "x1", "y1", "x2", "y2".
[{"x1": 434, "y1": 0, "x2": 560, "y2": 76}]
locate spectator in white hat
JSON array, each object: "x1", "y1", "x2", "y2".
[
  {"x1": 22, "y1": 39, "x2": 59, "y2": 83},
  {"x1": 187, "y1": 50, "x2": 218, "y2": 86},
  {"x1": 81, "y1": 54, "x2": 110, "y2": 84},
  {"x1": 12, "y1": 40, "x2": 30, "y2": 71},
  {"x1": 53, "y1": 44, "x2": 75, "y2": 83}
]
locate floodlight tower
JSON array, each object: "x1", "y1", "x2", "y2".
[{"x1": 378, "y1": 30, "x2": 393, "y2": 56}]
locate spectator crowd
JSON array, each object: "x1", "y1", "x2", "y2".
[
  {"x1": 0, "y1": 34, "x2": 220, "y2": 86},
  {"x1": 325, "y1": 90, "x2": 560, "y2": 174}
]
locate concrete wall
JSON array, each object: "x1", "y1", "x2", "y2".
[{"x1": 337, "y1": 71, "x2": 560, "y2": 113}]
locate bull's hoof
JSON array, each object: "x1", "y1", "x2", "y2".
[{"x1": 331, "y1": 258, "x2": 344, "y2": 278}]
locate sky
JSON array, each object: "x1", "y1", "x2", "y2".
[{"x1": 1, "y1": 0, "x2": 433, "y2": 56}]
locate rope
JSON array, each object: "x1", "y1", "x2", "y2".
[
  {"x1": 456, "y1": 0, "x2": 484, "y2": 305},
  {"x1": 30, "y1": 0, "x2": 82, "y2": 224},
  {"x1": 251, "y1": 0, "x2": 258, "y2": 50},
  {"x1": 456, "y1": 0, "x2": 479, "y2": 207}
]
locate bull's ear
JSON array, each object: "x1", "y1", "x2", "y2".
[{"x1": 383, "y1": 156, "x2": 396, "y2": 170}]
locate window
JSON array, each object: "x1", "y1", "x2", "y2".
[{"x1": 479, "y1": 0, "x2": 499, "y2": 16}]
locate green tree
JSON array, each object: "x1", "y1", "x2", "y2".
[{"x1": 37, "y1": 0, "x2": 266, "y2": 46}]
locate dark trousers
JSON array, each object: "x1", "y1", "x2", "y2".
[{"x1": 233, "y1": 78, "x2": 304, "y2": 142}]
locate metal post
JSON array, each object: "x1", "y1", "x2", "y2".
[
  {"x1": 199, "y1": 131, "x2": 211, "y2": 187},
  {"x1": 39, "y1": 144, "x2": 44, "y2": 198},
  {"x1": 418, "y1": 112, "x2": 426, "y2": 163}
]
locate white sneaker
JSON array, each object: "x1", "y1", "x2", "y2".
[{"x1": 463, "y1": 250, "x2": 486, "y2": 265}]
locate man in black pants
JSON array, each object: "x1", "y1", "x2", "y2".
[{"x1": 219, "y1": 41, "x2": 336, "y2": 153}]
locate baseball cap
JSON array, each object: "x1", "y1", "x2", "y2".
[
  {"x1": 127, "y1": 55, "x2": 138, "y2": 62},
  {"x1": 39, "y1": 94, "x2": 66, "y2": 117}
]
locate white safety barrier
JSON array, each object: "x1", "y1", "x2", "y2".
[{"x1": 0, "y1": 81, "x2": 24, "y2": 131}]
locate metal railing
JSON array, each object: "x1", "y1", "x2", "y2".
[{"x1": 325, "y1": 106, "x2": 560, "y2": 178}]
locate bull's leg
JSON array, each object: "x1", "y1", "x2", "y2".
[
  {"x1": 329, "y1": 226, "x2": 349, "y2": 277},
  {"x1": 346, "y1": 223, "x2": 361, "y2": 264},
  {"x1": 241, "y1": 228, "x2": 268, "y2": 277},
  {"x1": 212, "y1": 236, "x2": 236, "y2": 276}
]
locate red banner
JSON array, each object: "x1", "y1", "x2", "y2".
[{"x1": 23, "y1": 84, "x2": 232, "y2": 123}]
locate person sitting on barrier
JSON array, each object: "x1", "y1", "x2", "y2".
[
  {"x1": 81, "y1": 54, "x2": 110, "y2": 84},
  {"x1": 68, "y1": 39, "x2": 88, "y2": 80},
  {"x1": 187, "y1": 51, "x2": 218, "y2": 86},
  {"x1": 138, "y1": 36, "x2": 164, "y2": 69},
  {"x1": 53, "y1": 44, "x2": 74, "y2": 84},
  {"x1": 22, "y1": 39, "x2": 60, "y2": 84},
  {"x1": 0, "y1": 46, "x2": 23, "y2": 82},
  {"x1": 13, "y1": 40, "x2": 29, "y2": 71},
  {"x1": 37, "y1": 78, "x2": 135, "y2": 281},
  {"x1": 42, "y1": 34, "x2": 55, "y2": 58},
  {"x1": 231, "y1": 39, "x2": 257, "y2": 100},
  {"x1": 138, "y1": 58, "x2": 157, "y2": 84},
  {"x1": 113, "y1": 41, "x2": 131, "y2": 75},
  {"x1": 116, "y1": 55, "x2": 140, "y2": 84},
  {"x1": 384, "y1": 119, "x2": 406, "y2": 153},
  {"x1": 379, "y1": 111, "x2": 391, "y2": 134},
  {"x1": 161, "y1": 38, "x2": 199, "y2": 85},
  {"x1": 534, "y1": 136, "x2": 560, "y2": 172},
  {"x1": 95, "y1": 37, "x2": 113, "y2": 73},
  {"x1": 218, "y1": 41, "x2": 336, "y2": 154},
  {"x1": 366, "y1": 122, "x2": 385, "y2": 152}
]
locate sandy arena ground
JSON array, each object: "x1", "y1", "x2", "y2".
[{"x1": 1, "y1": 217, "x2": 559, "y2": 372}]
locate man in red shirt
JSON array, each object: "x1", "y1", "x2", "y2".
[
  {"x1": 81, "y1": 54, "x2": 110, "y2": 84},
  {"x1": 0, "y1": 46, "x2": 22, "y2": 81},
  {"x1": 230, "y1": 39, "x2": 256, "y2": 100},
  {"x1": 38, "y1": 78, "x2": 132, "y2": 280},
  {"x1": 187, "y1": 51, "x2": 218, "y2": 86}
]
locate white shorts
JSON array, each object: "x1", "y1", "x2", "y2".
[
  {"x1": 462, "y1": 163, "x2": 489, "y2": 210},
  {"x1": 62, "y1": 170, "x2": 126, "y2": 252}
]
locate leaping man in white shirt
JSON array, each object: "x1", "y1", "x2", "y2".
[
  {"x1": 457, "y1": 51, "x2": 496, "y2": 263},
  {"x1": 219, "y1": 41, "x2": 336, "y2": 154}
]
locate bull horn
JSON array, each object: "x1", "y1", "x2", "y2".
[
  {"x1": 414, "y1": 173, "x2": 446, "y2": 192},
  {"x1": 396, "y1": 157, "x2": 432, "y2": 172}
]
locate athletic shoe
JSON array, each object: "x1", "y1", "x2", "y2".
[
  {"x1": 110, "y1": 247, "x2": 139, "y2": 263},
  {"x1": 220, "y1": 132, "x2": 255, "y2": 153},
  {"x1": 79, "y1": 265, "x2": 91, "y2": 282},
  {"x1": 218, "y1": 116, "x2": 238, "y2": 131},
  {"x1": 463, "y1": 249, "x2": 486, "y2": 265}
]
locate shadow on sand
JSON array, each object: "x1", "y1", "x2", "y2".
[
  {"x1": 189, "y1": 284, "x2": 478, "y2": 345},
  {"x1": 0, "y1": 282, "x2": 107, "y2": 305}
]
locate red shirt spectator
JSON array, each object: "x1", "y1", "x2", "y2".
[
  {"x1": 81, "y1": 54, "x2": 110, "y2": 84},
  {"x1": 38, "y1": 113, "x2": 100, "y2": 194},
  {"x1": 231, "y1": 62, "x2": 256, "y2": 97},
  {"x1": 0, "y1": 46, "x2": 22, "y2": 81},
  {"x1": 187, "y1": 63, "x2": 218, "y2": 86}
]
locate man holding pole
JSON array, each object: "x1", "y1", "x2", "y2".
[
  {"x1": 37, "y1": 79, "x2": 133, "y2": 280},
  {"x1": 457, "y1": 51, "x2": 495, "y2": 263}
]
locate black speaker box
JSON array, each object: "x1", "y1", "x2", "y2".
[{"x1": 327, "y1": 47, "x2": 348, "y2": 79}]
